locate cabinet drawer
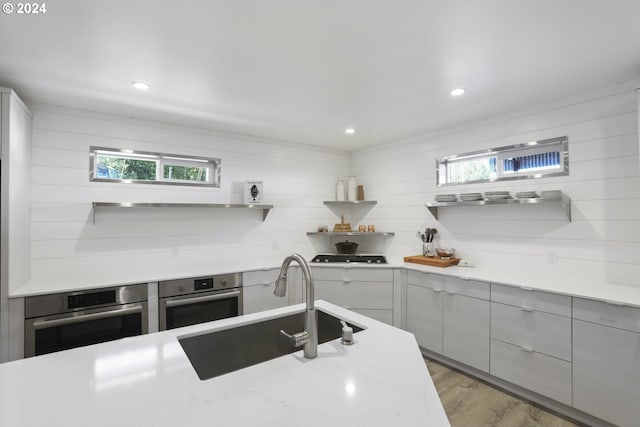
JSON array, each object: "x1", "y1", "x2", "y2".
[
  {"x1": 406, "y1": 270, "x2": 444, "y2": 290},
  {"x1": 491, "y1": 302, "x2": 571, "y2": 361},
  {"x1": 444, "y1": 276, "x2": 490, "y2": 300},
  {"x1": 490, "y1": 339, "x2": 572, "y2": 406},
  {"x1": 315, "y1": 280, "x2": 392, "y2": 310},
  {"x1": 243, "y1": 268, "x2": 279, "y2": 286},
  {"x1": 491, "y1": 284, "x2": 571, "y2": 317},
  {"x1": 311, "y1": 267, "x2": 393, "y2": 283},
  {"x1": 573, "y1": 297, "x2": 640, "y2": 333}
]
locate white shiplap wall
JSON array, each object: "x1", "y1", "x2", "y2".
[
  {"x1": 352, "y1": 85, "x2": 640, "y2": 287},
  {"x1": 29, "y1": 105, "x2": 350, "y2": 289}
]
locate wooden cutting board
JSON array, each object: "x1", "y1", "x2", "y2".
[{"x1": 403, "y1": 255, "x2": 461, "y2": 267}]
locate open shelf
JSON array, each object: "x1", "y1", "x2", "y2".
[
  {"x1": 92, "y1": 202, "x2": 274, "y2": 224},
  {"x1": 425, "y1": 194, "x2": 571, "y2": 221},
  {"x1": 306, "y1": 231, "x2": 395, "y2": 237},
  {"x1": 323, "y1": 200, "x2": 377, "y2": 206}
]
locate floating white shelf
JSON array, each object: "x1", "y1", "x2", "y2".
[
  {"x1": 92, "y1": 202, "x2": 274, "y2": 224},
  {"x1": 425, "y1": 193, "x2": 571, "y2": 221}
]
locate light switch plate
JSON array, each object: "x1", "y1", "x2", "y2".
[{"x1": 458, "y1": 259, "x2": 474, "y2": 267}]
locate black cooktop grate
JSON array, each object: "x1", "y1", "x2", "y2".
[{"x1": 311, "y1": 254, "x2": 387, "y2": 264}]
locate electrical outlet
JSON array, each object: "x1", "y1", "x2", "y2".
[{"x1": 547, "y1": 250, "x2": 558, "y2": 264}]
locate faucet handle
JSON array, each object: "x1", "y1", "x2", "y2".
[{"x1": 280, "y1": 329, "x2": 310, "y2": 348}]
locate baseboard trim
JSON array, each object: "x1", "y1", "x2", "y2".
[{"x1": 421, "y1": 348, "x2": 614, "y2": 427}]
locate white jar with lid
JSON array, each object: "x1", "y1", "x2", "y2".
[
  {"x1": 336, "y1": 180, "x2": 345, "y2": 201},
  {"x1": 347, "y1": 176, "x2": 357, "y2": 201}
]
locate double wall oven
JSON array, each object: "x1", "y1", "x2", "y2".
[
  {"x1": 159, "y1": 273, "x2": 242, "y2": 330},
  {"x1": 24, "y1": 284, "x2": 148, "y2": 357}
]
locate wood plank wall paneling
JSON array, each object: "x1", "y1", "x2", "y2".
[
  {"x1": 352, "y1": 89, "x2": 640, "y2": 287},
  {"x1": 29, "y1": 105, "x2": 351, "y2": 288}
]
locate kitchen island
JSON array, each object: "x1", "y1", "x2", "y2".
[{"x1": 0, "y1": 301, "x2": 450, "y2": 427}]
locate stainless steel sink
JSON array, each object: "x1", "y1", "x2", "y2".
[{"x1": 178, "y1": 310, "x2": 363, "y2": 380}]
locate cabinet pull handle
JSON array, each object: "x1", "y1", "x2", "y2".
[
  {"x1": 342, "y1": 280, "x2": 351, "y2": 284},
  {"x1": 520, "y1": 346, "x2": 534, "y2": 353},
  {"x1": 433, "y1": 289, "x2": 443, "y2": 293},
  {"x1": 520, "y1": 286, "x2": 533, "y2": 291},
  {"x1": 521, "y1": 307, "x2": 534, "y2": 312},
  {"x1": 445, "y1": 291, "x2": 456, "y2": 296}
]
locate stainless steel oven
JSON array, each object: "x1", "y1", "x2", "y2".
[
  {"x1": 24, "y1": 284, "x2": 148, "y2": 358},
  {"x1": 159, "y1": 273, "x2": 243, "y2": 331}
]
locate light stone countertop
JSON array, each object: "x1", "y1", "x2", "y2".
[
  {"x1": 11, "y1": 256, "x2": 640, "y2": 308},
  {"x1": 0, "y1": 301, "x2": 451, "y2": 427}
]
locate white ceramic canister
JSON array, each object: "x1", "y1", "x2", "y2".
[
  {"x1": 336, "y1": 180, "x2": 345, "y2": 201},
  {"x1": 347, "y1": 176, "x2": 357, "y2": 201}
]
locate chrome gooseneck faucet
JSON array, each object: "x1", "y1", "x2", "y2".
[{"x1": 274, "y1": 253, "x2": 318, "y2": 359}]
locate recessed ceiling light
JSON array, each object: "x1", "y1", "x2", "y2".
[
  {"x1": 345, "y1": 128, "x2": 355, "y2": 135},
  {"x1": 450, "y1": 88, "x2": 465, "y2": 96},
  {"x1": 131, "y1": 81, "x2": 150, "y2": 91}
]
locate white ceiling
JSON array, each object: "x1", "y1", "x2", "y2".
[{"x1": 1, "y1": 1, "x2": 639, "y2": 151}]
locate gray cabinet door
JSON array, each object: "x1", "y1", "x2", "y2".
[
  {"x1": 573, "y1": 319, "x2": 640, "y2": 427},
  {"x1": 443, "y1": 293, "x2": 490, "y2": 372},
  {"x1": 406, "y1": 284, "x2": 444, "y2": 353}
]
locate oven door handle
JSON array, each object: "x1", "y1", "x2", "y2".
[
  {"x1": 165, "y1": 290, "x2": 241, "y2": 308},
  {"x1": 32, "y1": 304, "x2": 144, "y2": 330}
]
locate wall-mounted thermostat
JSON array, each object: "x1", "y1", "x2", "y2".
[{"x1": 244, "y1": 181, "x2": 263, "y2": 204}]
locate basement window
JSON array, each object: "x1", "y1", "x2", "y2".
[
  {"x1": 436, "y1": 136, "x2": 568, "y2": 186},
  {"x1": 90, "y1": 147, "x2": 221, "y2": 187}
]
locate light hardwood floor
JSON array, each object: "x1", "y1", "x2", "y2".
[{"x1": 425, "y1": 358, "x2": 587, "y2": 427}]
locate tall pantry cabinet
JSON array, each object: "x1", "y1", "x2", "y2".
[{"x1": 0, "y1": 88, "x2": 33, "y2": 363}]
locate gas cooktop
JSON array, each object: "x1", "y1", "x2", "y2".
[{"x1": 311, "y1": 254, "x2": 387, "y2": 264}]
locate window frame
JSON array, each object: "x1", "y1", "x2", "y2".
[
  {"x1": 89, "y1": 146, "x2": 221, "y2": 187},
  {"x1": 436, "y1": 136, "x2": 568, "y2": 187}
]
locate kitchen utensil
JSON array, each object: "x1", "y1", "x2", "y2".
[
  {"x1": 484, "y1": 191, "x2": 511, "y2": 200},
  {"x1": 460, "y1": 193, "x2": 484, "y2": 201},
  {"x1": 516, "y1": 191, "x2": 539, "y2": 199},
  {"x1": 436, "y1": 248, "x2": 455, "y2": 259},
  {"x1": 435, "y1": 194, "x2": 457, "y2": 202},
  {"x1": 347, "y1": 176, "x2": 357, "y2": 201},
  {"x1": 335, "y1": 240, "x2": 358, "y2": 254},
  {"x1": 333, "y1": 214, "x2": 351, "y2": 232},
  {"x1": 404, "y1": 255, "x2": 460, "y2": 267},
  {"x1": 336, "y1": 180, "x2": 345, "y2": 201}
]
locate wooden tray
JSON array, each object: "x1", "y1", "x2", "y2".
[{"x1": 403, "y1": 255, "x2": 460, "y2": 268}]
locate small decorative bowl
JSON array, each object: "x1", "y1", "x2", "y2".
[{"x1": 436, "y1": 248, "x2": 455, "y2": 259}]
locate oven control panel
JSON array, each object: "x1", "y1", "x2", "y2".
[
  {"x1": 159, "y1": 273, "x2": 243, "y2": 298},
  {"x1": 194, "y1": 278, "x2": 214, "y2": 291}
]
